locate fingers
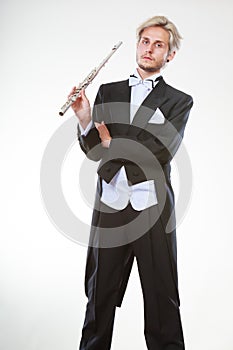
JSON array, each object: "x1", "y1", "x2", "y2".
[
  {"x1": 94, "y1": 122, "x2": 106, "y2": 131},
  {"x1": 68, "y1": 86, "x2": 76, "y2": 99},
  {"x1": 94, "y1": 121, "x2": 105, "y2": 128},
  {"x1": 94, "y1": 122, "x2": 111, "y2": 143},
  {"x1": 80, "y1": 89, "x2": 90, "y2": 102},
  {"x1": 68, "y1": 86, "x2": 88, "y2": 100},
  {"x1": 94, "y1": 122, "x2": 101, "y2": 128}
]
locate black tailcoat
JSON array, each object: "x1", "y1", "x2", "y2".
[{"x1": 78, "y1": 78, "x2": 193, "y2": 347}]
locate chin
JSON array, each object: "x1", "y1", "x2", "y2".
[{"x1": 139, "y1": 64, "x2": 158, "y2": 73}]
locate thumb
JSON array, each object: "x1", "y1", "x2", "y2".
[{"x1": 80, "y1": 89, "x2": 88, "y2": 99}]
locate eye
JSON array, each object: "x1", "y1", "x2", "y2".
[
  {"x1": 142, "y1": 39, "x2": 149, "y2": 45},
  {"x1": 155, "y1": 42, "x2": 164, "y2": 48}
]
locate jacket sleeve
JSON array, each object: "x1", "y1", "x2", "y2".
[{"x1": 77, "y1": 85, "x2": 107, "y2": 161}]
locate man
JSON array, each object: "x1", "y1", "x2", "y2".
[{"x1": 71, "y1": 15, "x2": 193, "y2": 350}]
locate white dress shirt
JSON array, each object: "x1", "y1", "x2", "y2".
[{"x1": 80, "y1": 70, "x2": 162, "y2": 211}]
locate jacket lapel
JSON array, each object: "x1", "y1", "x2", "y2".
[
  {"x1": 106, "y1": 78, "x2": 167, "y2": 137},
  {"x1": 108, "y1": 80, "x2": 131, "y2": 125}
]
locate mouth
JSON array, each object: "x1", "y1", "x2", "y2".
[{"x1": 142, "y1": 56, "x2": 153, "y2": 61}]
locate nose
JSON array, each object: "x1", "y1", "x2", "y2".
[{"x1": 145, "y1": 44, "x2": 153, "y2": 53}]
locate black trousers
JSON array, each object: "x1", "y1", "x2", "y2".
[{"x1": 79, "y1": 203, "x2": 185, "y2": 350}]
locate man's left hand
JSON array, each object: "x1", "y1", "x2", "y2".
[{"x1": 94, "y1": 122, "x2": 112, "y2": 148}]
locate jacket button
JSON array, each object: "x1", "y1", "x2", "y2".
[
  {"x1": 133, "y1": 172, "x2": 139, "y2": 176},
  {"x1": 106, "y1": 167, "x2": 111, "y2": 172}
]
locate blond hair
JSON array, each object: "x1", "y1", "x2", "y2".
[{"x1": 136, "y1": 16, "x2": 182, "y2": 52}]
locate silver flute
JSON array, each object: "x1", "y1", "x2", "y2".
[{"x1": 59, "y1": 41, "x2": 123, "y2": 116}]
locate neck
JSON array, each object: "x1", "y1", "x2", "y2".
[{"x1": 137, "y1": 67, "x2": 160, "y2": 80}]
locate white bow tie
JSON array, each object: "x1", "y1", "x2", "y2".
[{"x1": 129, "y1": 75, "x2": 161, "y2": 89}]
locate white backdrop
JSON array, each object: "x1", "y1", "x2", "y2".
[{"x1": 1, "y1": 0, "x2": 233, "y2": 349}]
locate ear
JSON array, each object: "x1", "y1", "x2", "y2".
[{"x1": 166, "y1": 50, "x2": 176, "y2": 62}]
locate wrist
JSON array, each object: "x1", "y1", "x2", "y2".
[
  {"x1": 79, "y1": 118, "x2": 92, "y2": 130},
  {"x1": 101, "y1": 137, "x2": 112, "y2": 148}
]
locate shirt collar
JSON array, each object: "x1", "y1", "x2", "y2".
[
  {"x1": 129, "y1": 69, "x2": 162, "y2": 89},
  {"x1": 132, "y1": 69, "x2": 162, "y2": 82}
]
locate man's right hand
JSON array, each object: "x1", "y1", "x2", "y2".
[{"x1": 68, "y1": 87, "x2": 91, "y2": 129}]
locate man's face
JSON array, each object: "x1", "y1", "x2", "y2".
[{"x1": 136, "y1": 26, "x2": 175, "y2": 74}]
